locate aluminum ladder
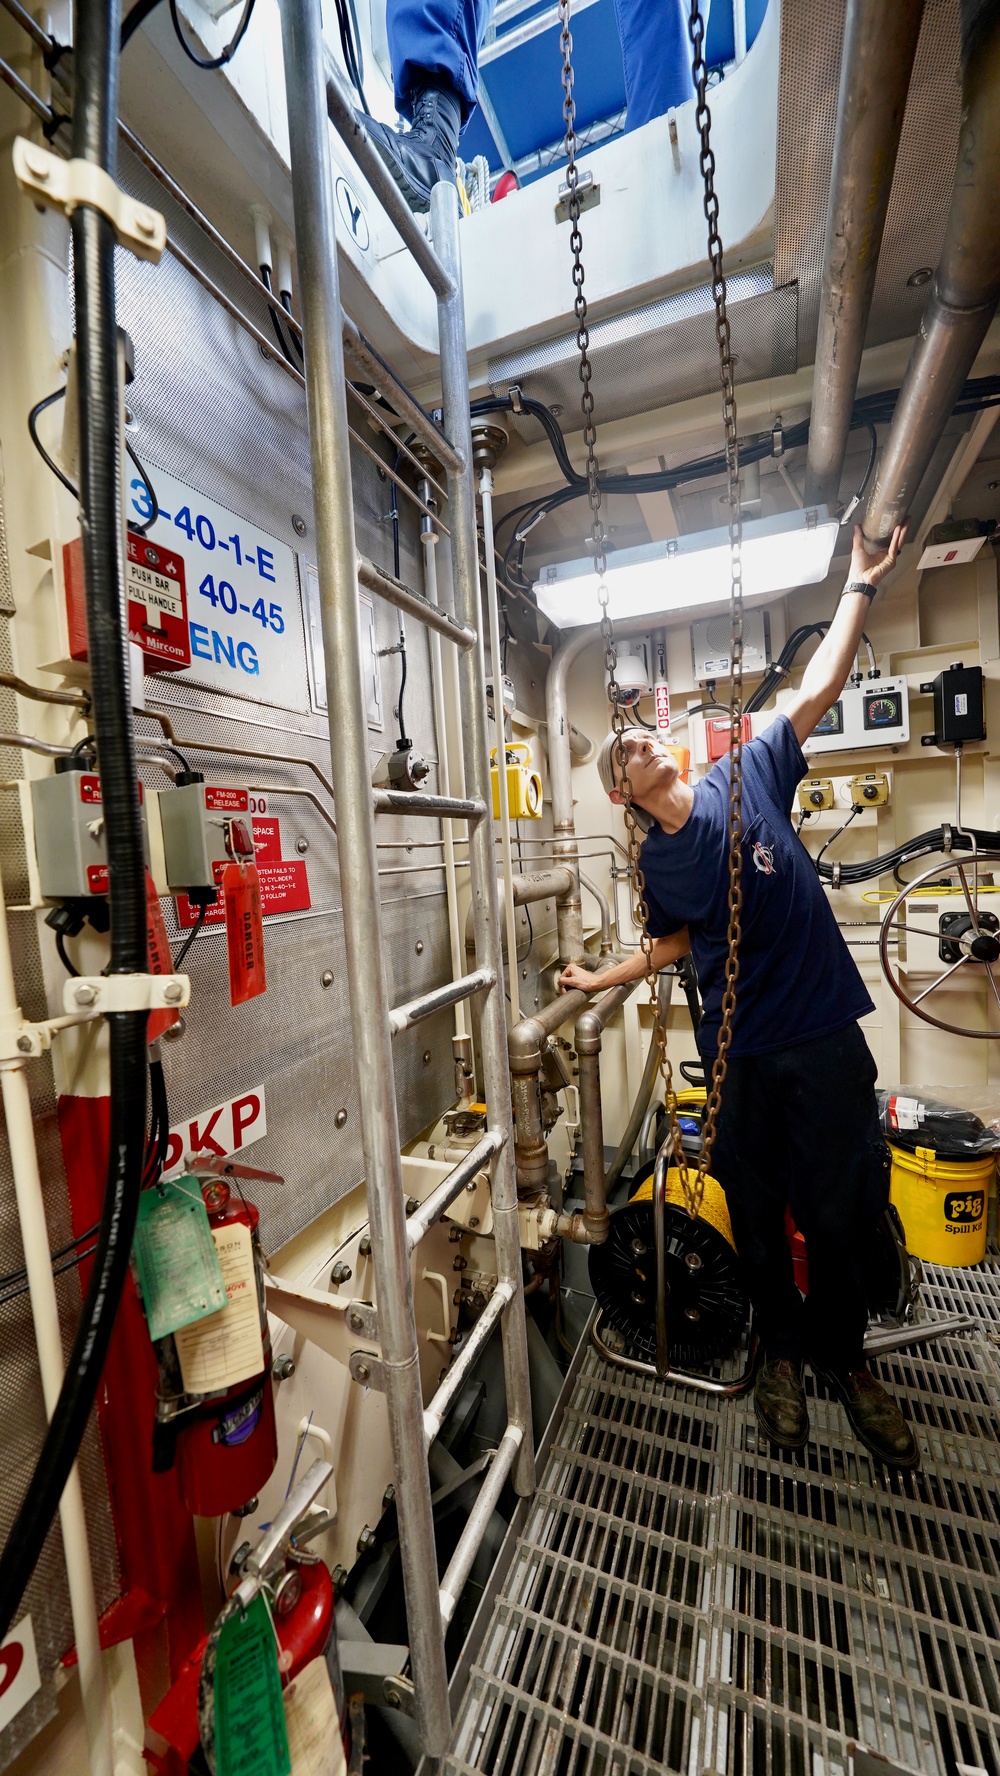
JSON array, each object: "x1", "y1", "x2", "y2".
[{"x1": 277, "y1": 0, "x2": 536, "y2": 1755}]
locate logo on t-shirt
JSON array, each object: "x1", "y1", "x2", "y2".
[{"x1": 752, "y1": 841, "x2": 776, "y2": 875}]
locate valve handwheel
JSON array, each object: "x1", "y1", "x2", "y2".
[{"x1": 880, "y1": 854, "x2": 1000, "y2": 1037}]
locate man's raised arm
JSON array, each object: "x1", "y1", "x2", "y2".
[{"x1": 785, "y1": 523, "x2": 906, "y2": 746}]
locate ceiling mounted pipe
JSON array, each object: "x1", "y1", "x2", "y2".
[
  {"x1": 863, "y1": 0, "x2": 1000, "y2": 543},
  {"x1": 804, "y1": 0, "x2": 926, "y2": 508}
]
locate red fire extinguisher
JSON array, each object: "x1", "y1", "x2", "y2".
[{"x1": 154, "y1": 1179, "x2": 278, "y2": 1518}]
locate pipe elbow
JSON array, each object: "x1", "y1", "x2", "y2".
[
  {"x1": 574, "y1": 1009, "x2": 604, "y2": 1055},
  {"x1": 508, "y1": 1016, "x2": 546, "y2": 1071}
]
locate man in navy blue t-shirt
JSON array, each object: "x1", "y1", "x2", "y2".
[{"x1": 560, "y1": 524, "x2": 917, "y2": 1469}]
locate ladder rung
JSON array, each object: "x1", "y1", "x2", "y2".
[
  {"x1": 438, "y1": 1423, "x2": 523, "y2": 1627},
  {"x1": 406, "y1": 1129, "x2": 504, "y2": 1251},
  {"x1": 324, "y1": 51, "x2": 456, "y2": 304},
  {"x1": 373, "y1": 789, "x2": 486, "y2": 822},
  {"x1": 390, "y1": 967, "x2": 495, "y2": 1037},
  {"x1": 358, "y1": 557, "x2": 477, "y2": 651},
  {"x1": 423, "y1": 1281, "x2": 514, "y2": 1449}
]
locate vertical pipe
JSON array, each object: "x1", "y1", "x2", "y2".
[
  {"x1": 432, "y1": 179, "x2": 535, "y2": 1497},
  {"x1": 420, "y1": 492, "x2": 467, "y2": 1039},
  {"x1": 0, "y1": 893, "x2": 112, "y2": 1772},
  {"x1": 545, "y1": 625, "x2": 599, "y2": 960},
  {"x1": 803, "y1": 0, "x2": 925, "y2": 506},
  {"x1": 278, "y1": 0, "x2": 451, "y2": 1749},
  {"x1": 479, "y1": 467, "x2": 521, "y2": 1024}
]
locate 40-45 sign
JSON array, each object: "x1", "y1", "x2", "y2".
[{"x1": 128, "y1": 465, "x2": 308, "y2": 712}]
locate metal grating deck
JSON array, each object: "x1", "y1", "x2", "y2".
[{"x1": 444, "y1": 1262, "x2": 1000, "y2": 1776}]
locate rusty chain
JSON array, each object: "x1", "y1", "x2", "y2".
[{"x1": 557, "y1": 0, "x2": 744, "y2": 1219}]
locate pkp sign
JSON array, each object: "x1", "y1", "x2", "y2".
[
  {"x1": 163, "y1": 1089, "x2": 267, "y2": 1177},
  {"x1": 0, "y1": 1616, "x2": 40, "y2": 1733}
]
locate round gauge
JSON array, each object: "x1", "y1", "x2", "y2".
[{"x1": 865, "y1": 695, "x2": 899, "y2": 726}]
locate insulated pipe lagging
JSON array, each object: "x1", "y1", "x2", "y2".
[
  {"x1": 0, "y1": 0, "x2": 149, "y2": 1647},
  {"x1": 864, "y1": 0, "x2": 1000, "y2": 541},
  {"x1": 545, "y1": 626, "x2": 599, "y2": 961},
  {"x1": 803, "y1": 0, "x2": 925, "y2": 506}
]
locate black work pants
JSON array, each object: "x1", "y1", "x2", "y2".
[{"x1": 709, "y1": 1021, "x2": 888, "y2": 1375}]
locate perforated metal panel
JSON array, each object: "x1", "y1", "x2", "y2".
[
  {"x1": 488, "y1": 269, "x2": 798, "y2": 428},
  {"x1": 445, "y1": 1266, "x2": 1000, "y2": 1776}
]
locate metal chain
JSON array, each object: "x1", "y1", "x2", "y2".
[{"x1": 557, "y1": 0, "x2": 744, "y2": 1220}]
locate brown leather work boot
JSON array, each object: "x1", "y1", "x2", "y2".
[
  {"x1": 823, "y1": 1367, "x2": 920, "y2": 1470},
  {"x1": 754, "y1": 1356, "x2": 809, "y2": 1451}
]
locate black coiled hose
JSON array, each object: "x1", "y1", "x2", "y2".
[{"x1": 0, "y1": 0, "x2": 148, "y2": 1640}]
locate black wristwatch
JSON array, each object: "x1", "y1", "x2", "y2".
[{"x1": 842, "y1": 578, "x2": 876, "y2": 601}]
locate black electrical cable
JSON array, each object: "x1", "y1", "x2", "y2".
[
  {"x1": 120, "y1": 0, "x2": 161, "y2": 48},
  {"x1": 332, "y1": 0, "x2": 369, "y2": 114},
  {"x1": 27, "y1": 386, "x2": 77, "y2": 499},
  {"x1": 814, "y1": 804, "x2": 863, "y2": 870},
  {"x1": 815, "y1": 825, "x2": 1000, "y2": 887},
  {"x1": 167, "y1": 0, "x2": 257, "y2": 70},
  {"x1": 0, "y1": 1246, "x2": 100, "y2": 1312},
  {"x1": 172, "y1": 899, "x2": 207, "y2": 970},
  {"x1": 280, "y1": 290, "x2": 304, "y2": 361},
  {"x1": 0, "y1": 1225, "x2": 101, "y2": 1296},
  {"x1": 0, "y1": 0, "x2": 150, "y2": 1644},
  {"x1": 125, "y1": 440, "x2": 158, "y2": 534},
  {"x1": 260, "y1": 264, "x2": 296, "y2": 366},
  {"x1": 55, "y1": 929, "x2": 79, "y2": 977}
]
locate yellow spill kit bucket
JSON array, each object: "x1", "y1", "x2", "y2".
[{"x1": 888, "y1": 1142, "x2": 992, "y2": 1267}]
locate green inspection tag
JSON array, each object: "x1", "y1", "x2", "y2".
[
  {"x1": 132, "y1": 1176, "x2": 227, "y2": 1343},
  {"x1": 215, "y1": 1593, "x2": 291, "y2": 1776}
]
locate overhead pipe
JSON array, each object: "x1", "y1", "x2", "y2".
[
  {"x1": 545, "y1": 625, "x2": 600, "y2": 960},
  {"x1": 864, "y1": 0, "x2": 1000, "y2": 541},
  {"x1": 803, "y1": 0, "x2": 926, "y2": 506}
]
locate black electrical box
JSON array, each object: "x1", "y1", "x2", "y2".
[{"x1": 920, "y1": 661, "x2": 986, "y2": 748}]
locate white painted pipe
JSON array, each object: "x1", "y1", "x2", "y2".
[
  {"x1": 479, "y1": 467, "x2": 521, "y2": 1025},
  {"x1": 0, "y1": 870, "x2": 112, "y2": 1775},
  {"x1": 420, "y1": 502, "x2": 468, "y2": 1038}
]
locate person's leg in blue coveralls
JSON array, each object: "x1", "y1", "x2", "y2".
[{"x1": 366, "y1": 0, "x2": 700, "y2": 212}]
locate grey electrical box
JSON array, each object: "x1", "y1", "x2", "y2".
[
  {"x1": 158, "y1": 777, "x2": 254, "y2": 890},
  {"x1": 691, "y1": 610, "x2": 771, "y2": 682},
  {"x1": 31, "y1": 766, "x2": 149, "y2": 898}
]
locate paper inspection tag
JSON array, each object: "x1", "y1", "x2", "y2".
[
  {"x1": 174, "y1": 1220, "x2": 264, "y2": 1394},
  {"x1": 284, "y1": 1657, "x2": 345, "y2": 1776}
]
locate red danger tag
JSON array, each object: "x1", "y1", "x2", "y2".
[
  {"x1": 146, "y1": 871, "x2": 179, "y2": 1042},
  {"x1": 223, "y1": 862, "x2": 266, "y2": 1005}
]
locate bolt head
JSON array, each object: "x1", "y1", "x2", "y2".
[
  {"x1": 15, "y1": 1035, "x2": 33, "y2": 1053},
  {"x1": 295, "y1": 836, "x2": 308, "y2": 854},
  {"x1": 74, "y1": 984, "x2": 97, "y2": 1006},
  {"x1": 415, "y1": 940, "x2": 424, "y2": 955},
  {"x1": 469, "y1": 1216, "x2": 480, "y2": 1229},
  {"x1": 382, "y1": 1484, "x2": 395, "y2": 1507},
  {"x1": 163, "y1": 981, "x2": 182, "y2": 1003},
  {"x1": 321, "y1": 970, "x2": 334, "y2": 988},
  {"x1": 335, "y1": 1107, "x2": 348, "y2": 1128},
  {"x1": 292, "y1": 514, "x2": 307, "y2": 537},
  {"x1": 349, "y1": 1311, "x2": 364, "y2": 1331},
  {"x1": 354, "y1": 1361, "x2": 370, "y2": 1382},
  {"x1": 385, "y1": 1687, "x2": 401, "y2": 1708},
  {"x1": 162, "y1": 1016, "x2": 186, "y2": 1042},
  {"x1": 273, "y1": 1353, "x2": 295, "y2": 1380}
]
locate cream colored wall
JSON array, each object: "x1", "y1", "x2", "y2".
[{"x1": 556, "y1": 545, "x2": 1000, "y2": 1145}]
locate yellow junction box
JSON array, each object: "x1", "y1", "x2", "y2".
[{"x1": 490, "y1": 743, "x2": 543, "y2": 820}]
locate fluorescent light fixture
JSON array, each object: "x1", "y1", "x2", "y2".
[{"x1": 533, "y1": 507, "x2": 840, "y2": 629}]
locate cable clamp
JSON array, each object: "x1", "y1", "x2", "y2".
[
  {"x1": 62, "y1": 974, "x2": 190, "y2": 1015},
  {"x1": 831, "y1": 862, "x2": 842, "y2": 889},
  {"x1": 508, "y1": 384, "x2": 524, "y2": 415},
  {"x1": 13, "y1": 138, "x2": 166, "y2": 263},
  {"x1": 941, "y1": 822, "x2": 953, "y2": 855}
]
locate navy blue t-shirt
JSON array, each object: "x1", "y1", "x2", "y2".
[{"x1": 641, "y1": 715, "x2": 874, "y2": 1057}]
